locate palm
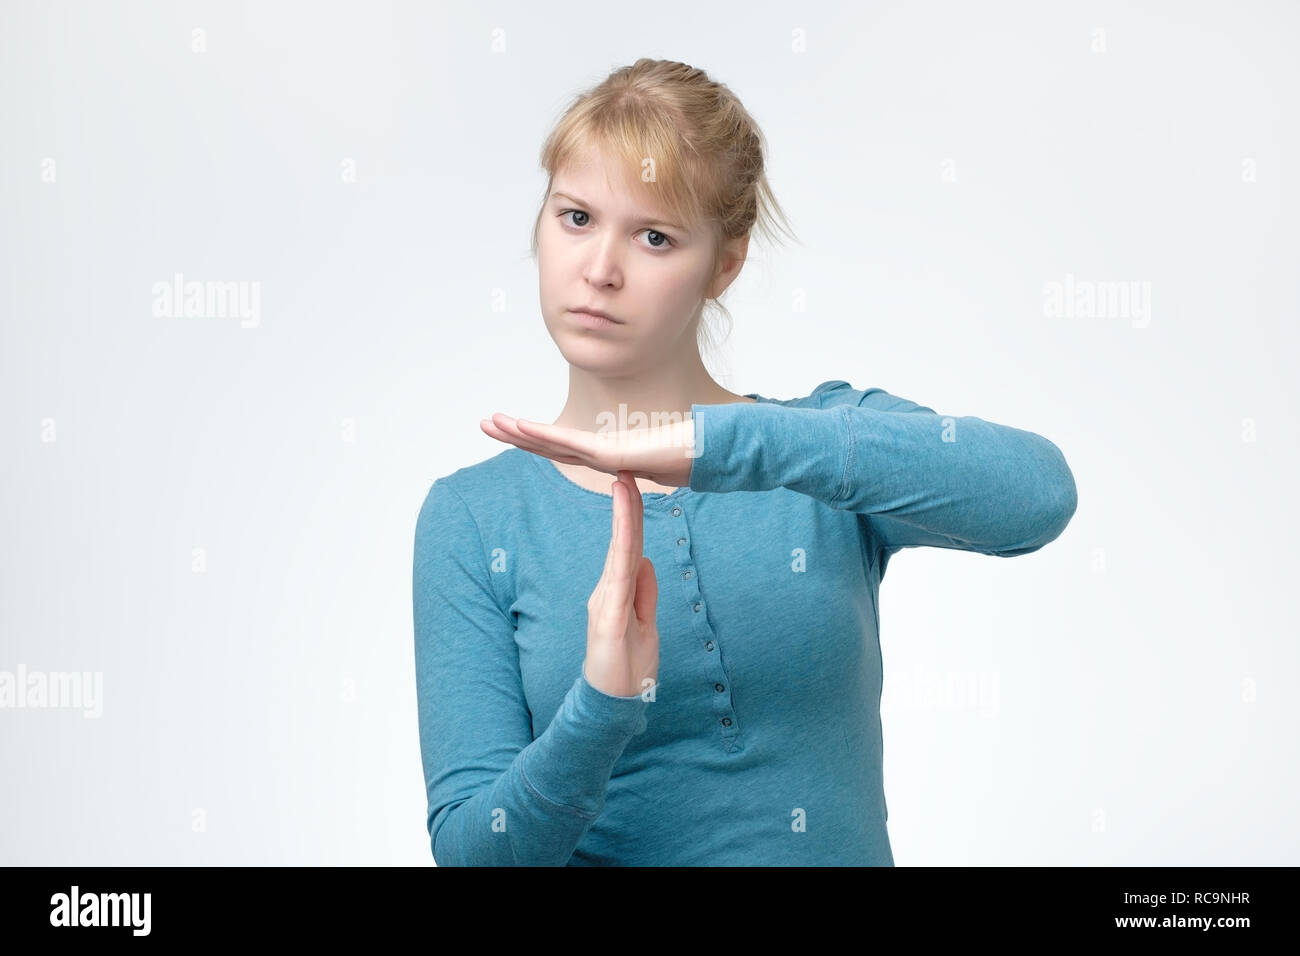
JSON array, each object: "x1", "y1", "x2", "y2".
[{"x1": 480, "y1": 414, "x2": 696, "y2": 489}]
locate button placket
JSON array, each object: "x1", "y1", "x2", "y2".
[{"x1": 668, "y1": 500, "x2": 740, "y2": 750}]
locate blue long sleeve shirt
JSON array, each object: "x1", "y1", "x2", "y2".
[{"x1": 412, "y1": 379, "x2": 1078, "y2": 865}]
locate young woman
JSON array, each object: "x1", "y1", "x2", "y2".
[{"x1": 413, "y1": 59, "x2": 1078, "y2": 866}]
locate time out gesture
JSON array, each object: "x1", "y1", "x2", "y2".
[
  {"x1": 479, "y1": 413, "x2": 697, "y2": 489},
  {"x1": 479, "y1": 412, "x2": 693, "y2": 700}
]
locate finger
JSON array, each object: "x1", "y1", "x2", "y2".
[
  {"x1": 616, "y1": 471, "x2": 643, "y2": 606},
  {"x1": 601, "y1": 476, "x2": 620, "y2": 577},
  {"x1": 610, "y1": 473, "x2": 637, "y2": 595},
  {"x1": 488, "y1": 413, "x2": 537, "y2": 441},
  {"x1": 491, "y1": 416, "x2": 585, "y2": 452},
  {"x1": 484, "y1": 415, "x2": 562, "y2": 452},
  {"x1": 489, "y1": 416, "x2": 645, "y2": 483},
  {"x1": 623, "y1": 470, "x2": 644, "y2": 562},
  {"x1": 480, "y1": 420, "x2": 586, "y2": 464},
  {"x1": 485, "y1": 418, "x2": 591, "y2": 465},
  {"x1": 596, "y1": 474, "x2": 624, "y2": 594},
  {"x1": 511, "y1": 417, "x2": 593, "y2": 453},
  {"x1": 510, "y1": 416, "x2": 635, "y2": 474},
  {"x1": 480, "y1": 416, "x2": 541, "y2": 446},
  {"x1": 480, "y1": 417, "x2": 539, "y2": 447},
  {"x1": 632, "y1": 555, "x2": 658, "y2": 626}
]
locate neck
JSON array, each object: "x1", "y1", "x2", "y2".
[{"x1": 552, "y1": 349, "x2": 748, "y2": 432}]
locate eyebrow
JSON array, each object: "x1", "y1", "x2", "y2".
[{"x1": 549, "y1": 191, "x2": 687, "y2": 233}]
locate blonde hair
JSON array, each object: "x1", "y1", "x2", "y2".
[{"x1": 530, "y1": 58, "x2": 798, "y2": 364}]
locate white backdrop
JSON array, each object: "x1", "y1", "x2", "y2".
[{"x1": 2, "y1": 0, "x2": 1296, "y2": 865}]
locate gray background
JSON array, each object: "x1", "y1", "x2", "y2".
[{"x1": 2, "y1": 0, "x2": 1296, "y2": 865}]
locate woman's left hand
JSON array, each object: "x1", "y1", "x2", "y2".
[{"x1": 480, "y1": 414, "x2": 696, "y2": 489}]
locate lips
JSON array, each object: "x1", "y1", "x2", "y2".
[
  {"x1": 568, "y1": 309, "x2": 622, "y2": 330},
  {"x1": 570, "y1": 307, "x2": 622, "y2": 324}
]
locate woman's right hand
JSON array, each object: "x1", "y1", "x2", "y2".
[{"x1": 582, "y1": 470, "x2": 659, "y2": 699}]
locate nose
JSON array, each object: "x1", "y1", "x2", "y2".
[{"x1": 582, "y1": 234, "x2": 623, "y2": 289}]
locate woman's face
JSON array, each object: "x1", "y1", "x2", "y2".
[{"x1": 537, "y1": 147, "x2": 721, "y2": 374}]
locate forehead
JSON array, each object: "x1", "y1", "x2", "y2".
[{"x1": 553, "y1": 147, "x2": 675, "y2": 219}]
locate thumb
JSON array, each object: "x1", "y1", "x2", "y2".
[{"x1": 631, "y1": 556, "x2": 658, "y2": 625}]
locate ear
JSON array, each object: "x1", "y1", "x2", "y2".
[{"x1": 707, "y1": 233, "x2": 751, "y2": 299}]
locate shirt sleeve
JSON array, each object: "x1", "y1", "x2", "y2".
[
  {"x1": 687, "y1": 381, "x2": 1078, "y2": 558},
  {"x1": 413, "y1": 478, "x2": 650, "y2": 866}
]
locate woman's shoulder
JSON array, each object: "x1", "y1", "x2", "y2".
[
  {"x1": 807, "y1": 380, "x2": 934, "y2": 414},
  {"x1": 749, "y1": 379, "x2": 895, "y2": 409},
  {"x1": 417, "y1": 448, "x2": 533, "y2": 527}
]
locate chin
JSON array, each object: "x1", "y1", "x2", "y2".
[{"x1": 551, "y1": 335, "x2": 640, "y2": 372}]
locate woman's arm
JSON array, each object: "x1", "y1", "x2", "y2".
[
  {"x1": 413, "y1": 479, "x2": 649, "y2": 866},
  {"x1": 688, "y1": 380, "x2": 1078, "y2": 558}
]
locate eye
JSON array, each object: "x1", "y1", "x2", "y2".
[
  {"x1": 642, "y1": 229, "x2": 674, "y2": 249},
  {"x1": 558, "y1": 209, "x2": 676, "y2": 249}
]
